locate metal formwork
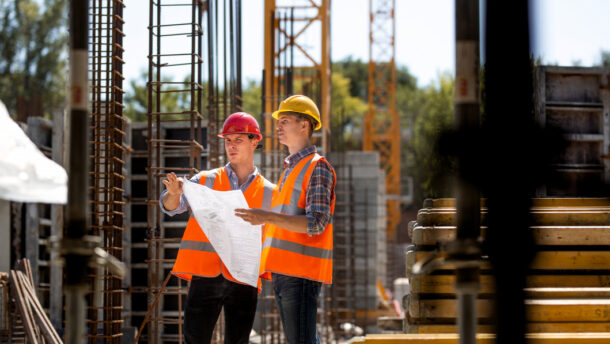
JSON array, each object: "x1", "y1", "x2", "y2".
[
  {"x1": 534, "y1": 66, "x2": 610, "y2": 196},
  {"x1": 88, "y1": 0, "x2": 127, "y2": 342}
]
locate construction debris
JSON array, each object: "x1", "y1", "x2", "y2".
[{"x1": 4, "y1": 259, "x2": 62, "y2": 344}]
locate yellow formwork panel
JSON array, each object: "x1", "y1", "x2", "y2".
[
  {"x1": 416, "y1": 210, "x2": 610, "y2": 227},
  {"x1": 423, "y1": 198, "x2": 610, "y2": 208},
  {"x1": 410, "y1": 274, "x2": 610, "y2": 295},
  {"x1": 406, "y1": 323, "x2": 610, "y2": 334},
  {"x1": 411, "y1": 226, "x2": 610, "y2": 246},
  {"x1": 407, "y1": 298, "x2": 610, "y2": 322},
  {"x1": 355, "y1": 333, "x2": 610, "y2": 344},
  {"x1": 406, "y1": 251, "x2": 610, "y2": 277}
]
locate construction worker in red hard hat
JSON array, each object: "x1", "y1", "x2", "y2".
[
  {"x1": 235, "y1": 95, "x2": 336, "y2": 344},
  {"x1": 160, "y1": 112, "x2": 274, "y2": 344}
]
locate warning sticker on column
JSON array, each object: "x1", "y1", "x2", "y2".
[{"x1": 455, "y1": 41, "x2": 479, "y2": 104}]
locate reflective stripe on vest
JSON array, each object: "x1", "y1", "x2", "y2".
[
  {"x1": 271, "y1": 155, "x2": 316, "y2": 215},
  {"x1": 204, "y1": 170, "x2": 217, "y2": 188},
  {"x1": 180, "y1": 240, "x2": 216, "y2": 253},
  {"x1": 262, "y1": 179, "x2": 274, "y2": 211},
  {"x1": 262, "y1": 237, "x2": 332, "y2": 260}
]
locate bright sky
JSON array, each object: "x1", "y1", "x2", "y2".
[{"x1": 122, "y1": 0, "x2": 610, "y2": 89}]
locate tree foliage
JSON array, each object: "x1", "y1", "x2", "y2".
[
  {"x1": 403, "y1": 73, "x2": 456, "y2": 207},
  {"x1": 124, "y1": 71, "x2": 204, "y2": 122},
  {"x1": 601, "y1": 50, "x2": 610, "y2": 67},
  {"x1": 241, "y1": 79, "x2": 262, "y2": 121},
  {"x1": 0, "y1": 0, "x2": 68, "y2": 117}
]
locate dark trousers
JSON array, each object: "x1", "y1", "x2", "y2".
[
  {"x1": 272, "y1": 273, "x2": 322, "y2": 344},
  {"x1": 184, "y1": 275, "x2": 258, "y2": 344}
]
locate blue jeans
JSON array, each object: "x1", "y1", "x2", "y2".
[
  {"x1": 272, "y1": 273, "x2": 322, "y2": 344},
  {"x1": 184, "y1": 275, "x2": 257, "y2": 344}
]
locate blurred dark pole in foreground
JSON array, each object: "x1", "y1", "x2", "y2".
[
  {"x1": 454, "y1": 1, "x2": 480, "y2": 344},
  {"x1": 484, "y1": 1, "x2": 536, "y2": 343},
  {"x1": 65, "y1": 1, "x2": 90, "y2": 343}
]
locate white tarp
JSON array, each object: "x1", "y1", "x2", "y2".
[
  {"x1": 180, "y1": 178, "x2": 262, "y2": 287},
  {"x1": 0, "y1": 100, "x2": 67, "y2": 204}
]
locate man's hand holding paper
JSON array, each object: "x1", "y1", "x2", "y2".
[{"x1": 179, "y1": 177, "x2": 262, "y2": 287}]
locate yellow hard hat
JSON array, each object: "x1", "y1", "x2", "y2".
[{"x1": 272, "y1": 95, "x2": 322, "y2": 130}]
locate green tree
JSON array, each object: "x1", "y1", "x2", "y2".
[
  {"x1": 330, "y1": 72, "x2": 368, "y2": 151},
  {"x1": 601, "y1": 50, "x2": 610, "y2": 67},
  {"x1": 0, "y1": 0, "x2": 68, "y2": 118},
  {"x1": 124, "y1": 70, "x2": 202, "y2": 122},
  {"x1": 403, "y1": 73, "x2": 456, "y2": 206},
  {"x1": 241, "y1": 79, "x2": 262, "y2": 120}
]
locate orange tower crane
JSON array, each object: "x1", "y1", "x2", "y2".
[{"x1": 364, "y1": 0, "x2": 400, "y2": 239}]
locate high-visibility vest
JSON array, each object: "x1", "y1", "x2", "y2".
[
  {"x1": 171, "y1": 167, "x2": 274, "y2": 287},
  {"x1": 260, "y1": 153, "x2": 336, "y2": 284}
]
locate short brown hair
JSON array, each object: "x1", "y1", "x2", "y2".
[{"x1": 295, "y1": 113, "x2": 314, "y2": 138}]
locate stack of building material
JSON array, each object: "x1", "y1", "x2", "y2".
[
  {"x1": 405, "y1": 198, "x2": 610, "y2": 334},
  {"x1": 5, "y1": 259, "x2": 62, "y2": 344},
  {"x1": 328, "y1": 151, "x2": 387, "y2": 330}
]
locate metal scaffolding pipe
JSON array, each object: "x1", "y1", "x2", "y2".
[
  {"x1": 65, "y1": 1, "x2": 90, "y2": 343},
  {"x1": 454, "y1": 1, "x2": 480, "y2": 344}
]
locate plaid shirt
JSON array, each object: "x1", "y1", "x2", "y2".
[{"x1": 281, "y1": 146, "x2": 335, "y2": 236}]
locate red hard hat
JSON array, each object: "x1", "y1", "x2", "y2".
[{"x1": 218, "y1": 112, "x2": 262, "y2": 140}]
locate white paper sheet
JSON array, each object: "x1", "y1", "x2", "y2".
[
  {"x1": 180, "y1": 178, "x2": 262, "y2": 287},
  {"x1": 0, "y1": 100, "x2": 67, "y2": 204}
]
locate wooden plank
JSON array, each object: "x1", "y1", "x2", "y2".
[
  {"x1": 527, "y1": 299, "x2": 610, "y2": 322},
  {"x1": 527, "y1": 322, "x2": 610, "y2": 333},
  {"x1": 422, "y1": 198, "x2": 610, "y2": 208},
  {"x1": 525, "y1": 287, "x2": 610, "y2": 299},
  {"x1": 406, "y1": 322, "x2": 610, "y2": 334},
  {"x1": 407, "y1": 297, "x2": 493, "y2": 320},
  {"x1": 17, "y1": 259, "x2": 35, "y2": 288},
  {"x1": 410, "y1": 275, "x2": 496, "y2": 294},
  {"x1": 357, "y1": 333, "x2": 610, "y2": 344},
  {"x1": 353, "y1": 333, "x2": 496, "y2": 344},
  {"x1": 405, "y1": 324, "x2": 494, "y2": 334},
  {"x1": 16, "y1": 271, "x2": 62, "y2": 344},
  {"x1": 410, "y1": 275, "x2": 610, "y2": 294},
  {"x1": 407, "y1": 251, "x2": 610, "y2": 276},
  {"x1": 407, "y1": 297, "x2": 610, "y2": 322},
  {"x1": 417, "y1": 210, "x2": 610, "y2": 227},
  {"x1": 411, "y1": 225, "x2": 610, "y2": 246},
  {"x1": 8, "y1": 270, "x2": 39, "y2": 344},
  {"x1": 532, "y1": 251, "x2": 610, "y2": 270}
]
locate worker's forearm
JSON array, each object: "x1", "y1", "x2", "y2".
[
  {"x1": 267, "y1": 212, "x2": 309, "y2": 233},
  {"x1": 162, "y1": 192, "x2": 181, "y2": 211}
]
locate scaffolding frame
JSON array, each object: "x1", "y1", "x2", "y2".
[{"x1": 262, "y1": 0, "x2": 331, "y2": 182}]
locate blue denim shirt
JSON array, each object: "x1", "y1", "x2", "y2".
[{"x1": 159, "y1": 163, "x2": 260, "y2": 216}]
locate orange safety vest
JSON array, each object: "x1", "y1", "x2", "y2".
[
  {"x1": 171, "y1": 167, "x2": 274, "y2": 287},
  {"x1": 260, "y1": 153, "x2": 336, "y2": 284}
]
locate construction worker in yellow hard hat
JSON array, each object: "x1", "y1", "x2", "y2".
[
  {"x1": 160, "y1": 112, "x2": 274, "y2": 344},
  {"x1": 235, "y1": 95, "x2": 336, "y2": 344}
]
